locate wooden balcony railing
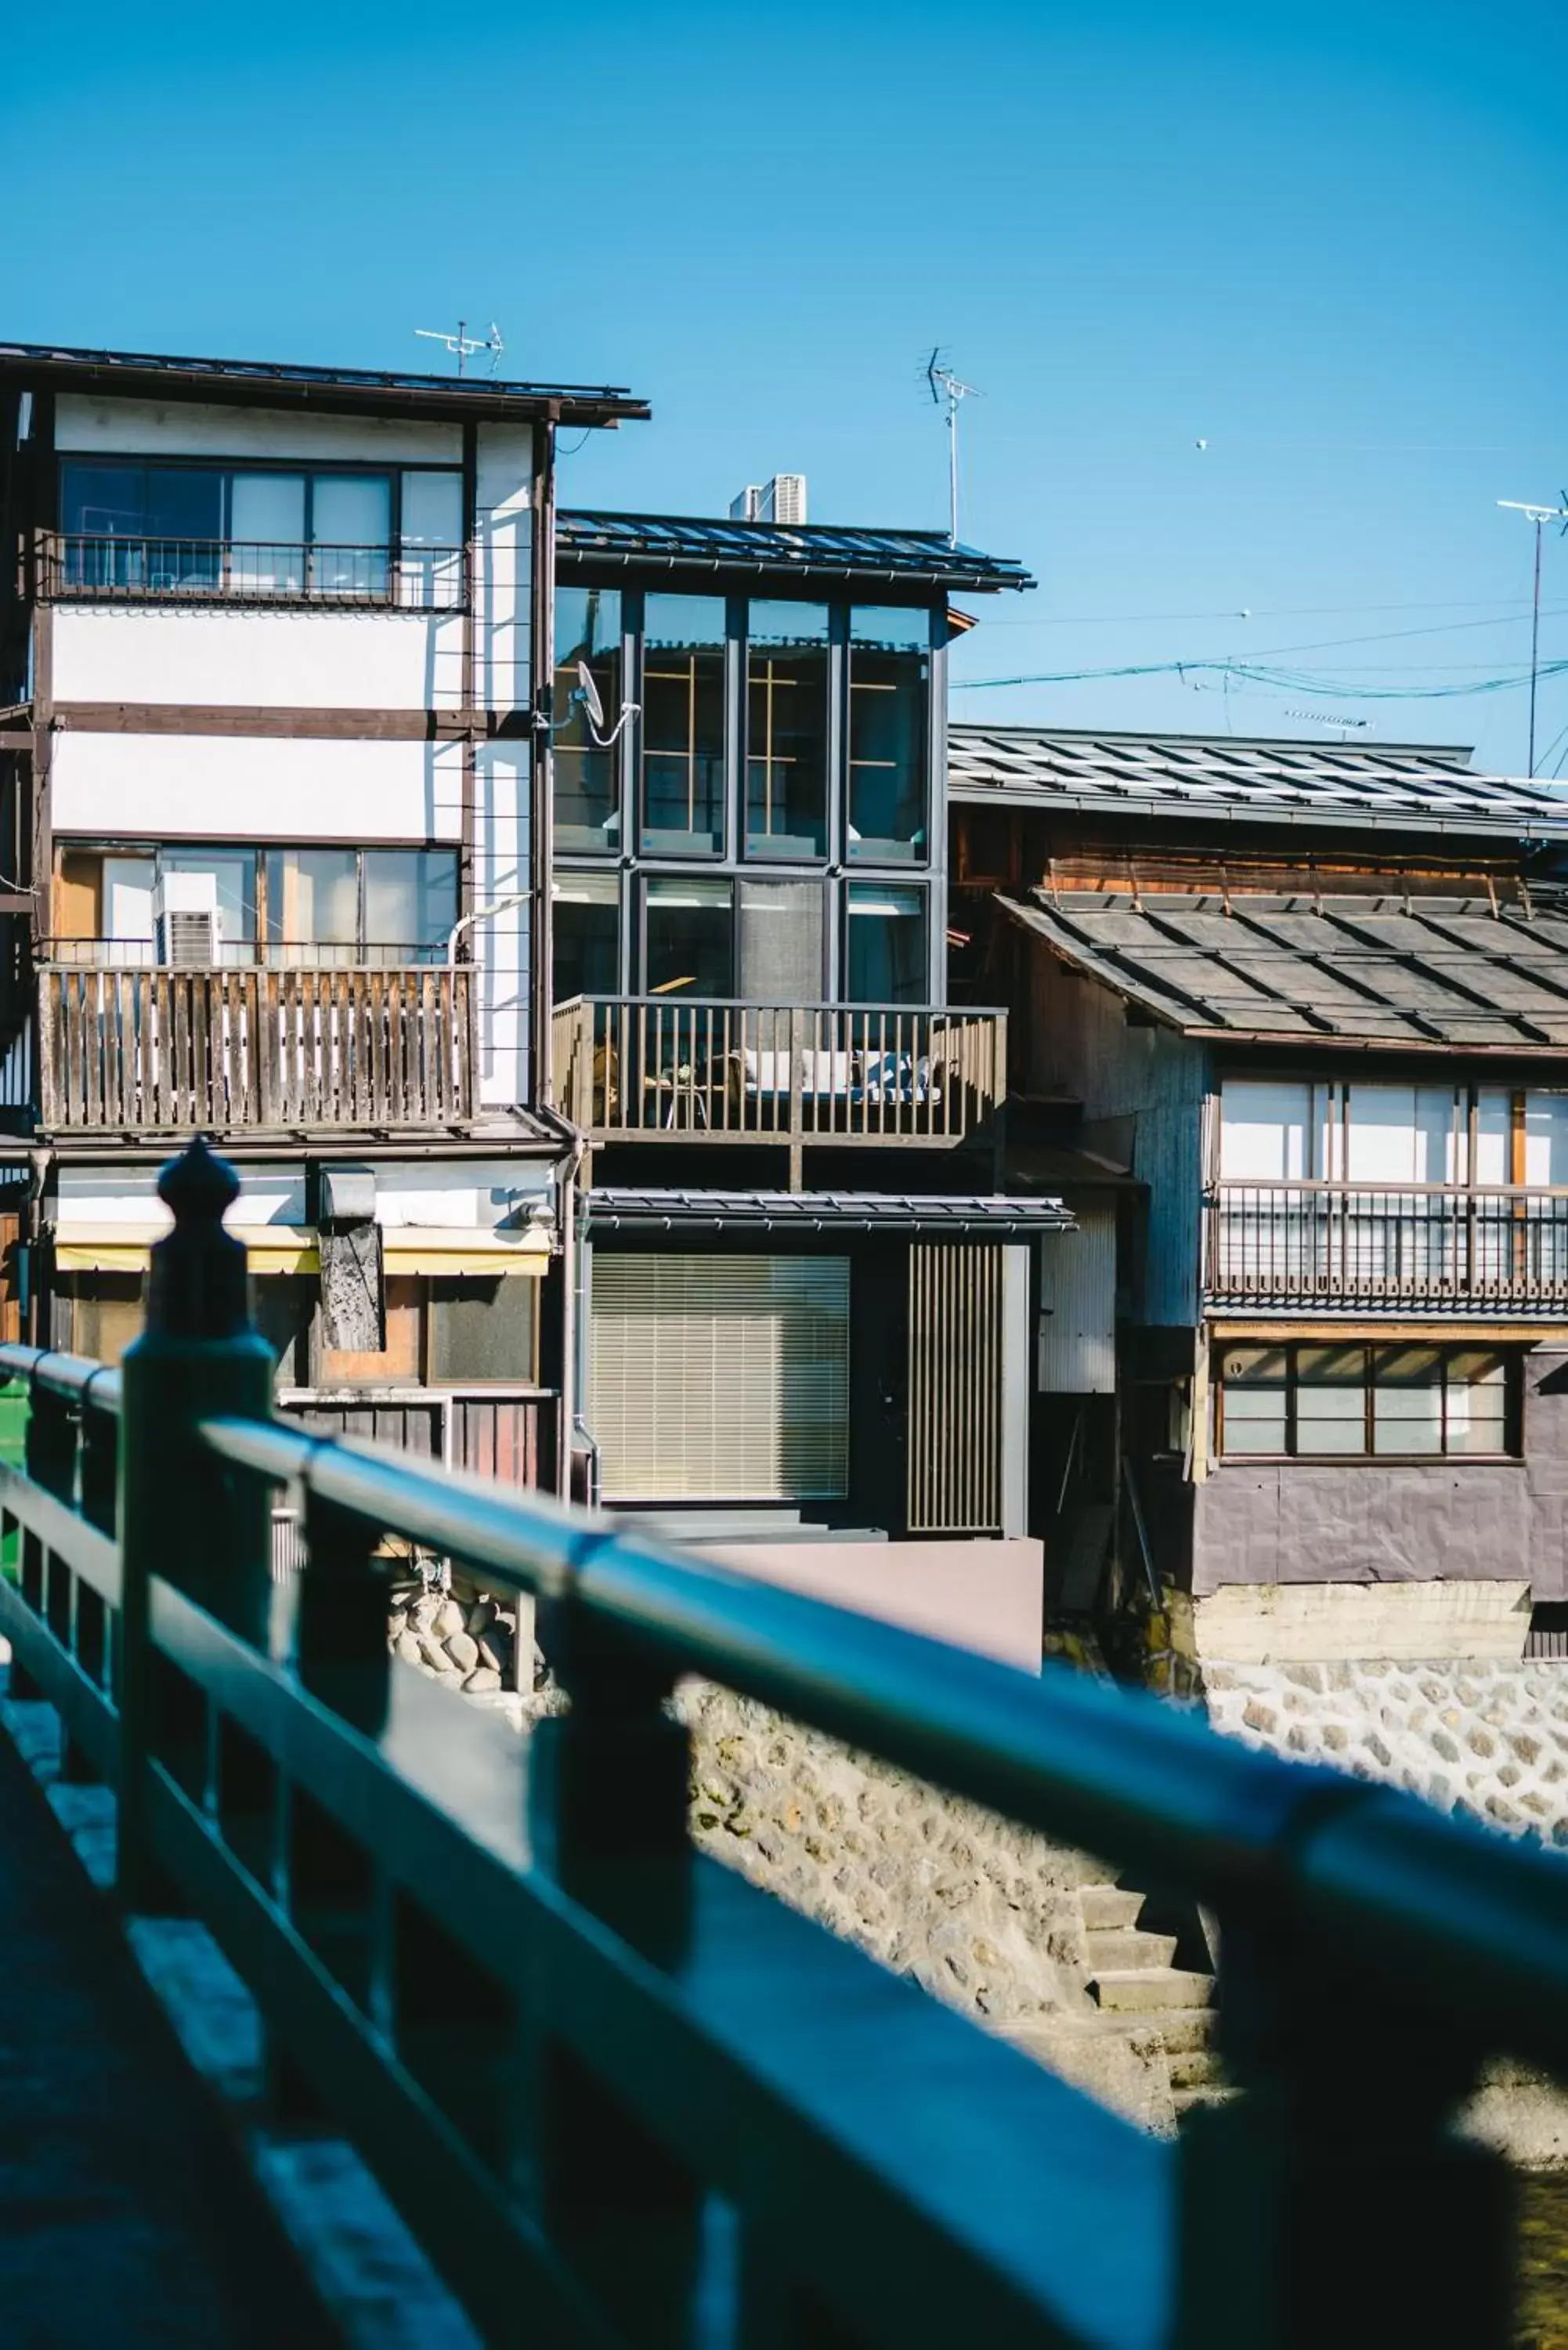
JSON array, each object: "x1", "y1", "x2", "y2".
[
  {"x1": 552, "y1": 994, "x2": 1007, "y2": 1152},
  {"x1": 1207, "y1": 1180, "x2": 1568, "y2": 1306},
  {"x1": 39, "y1": 964, "x2": 473, "y2": 1133}
]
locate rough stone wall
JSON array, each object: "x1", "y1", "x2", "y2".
[{"x1": 676, "y1": 1681, "x2": 1178, "y2": 2132}]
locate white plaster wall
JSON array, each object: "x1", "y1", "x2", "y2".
[
  {"x1": 473, "y1": 743, "x2": 531, "y2": 1105},
  {"x1": 53, "y1": 732, "x2": 463, "y2": 844},
  {"x1": 56, "y1": 1162, "x2": 308, "y2": 1227},
  {"x1": 474, "y1": 424, "x2": 532, "y2": 714},
  {"x1": 370, "y1": 1160, "x2": 552, "y2": 1227},
  {"x1": 57, "y1": 395, "x2": 460, "y2": 465},
  {"x1": 54, "y1": 608, "x2": 466, "y2": 711}
]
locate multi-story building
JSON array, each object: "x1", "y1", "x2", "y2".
[
  {"x1": 547, "y1": 506, "x2": 1078, "y2": 1665},
  {"x1": 0, "y1": 338, "x2": 647, "y2": 1487},
  {"x1": 950, "y1": 721, "x2": 1568, "y2": 1665}
]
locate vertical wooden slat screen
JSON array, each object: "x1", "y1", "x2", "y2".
[
  {"x1": 906, "y1": 1242, "x2": 1005, "y2": 1535},
  {"x1": 590, "y1": 1253, "x2": 850, "y2": 1503}
]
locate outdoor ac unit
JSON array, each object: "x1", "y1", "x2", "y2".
[{"x1": 154, "y1": 870, "x2": 219, "y2": 967}]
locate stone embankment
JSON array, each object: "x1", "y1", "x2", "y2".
[{"x1": 387, "y1": 1570, "x2": 530, "y2": 1699}]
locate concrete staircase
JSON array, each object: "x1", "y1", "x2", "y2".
[{"x1": 1080, "y1": 1880, "x2": 1229, "y2": 2119}]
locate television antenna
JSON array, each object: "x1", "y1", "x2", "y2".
[
  {"x1": 414, "y1": 320, "x2": 505, "y2": 378},
  {"x1": 926, "y1": 349, "x2": 983, "y2": 548},
  {"x1": 1498, "y1": 497, "x2": 1568, "y2": 776}
]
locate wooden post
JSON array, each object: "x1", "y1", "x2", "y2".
[
  {"x1": 523, "y1": 1569, "x2": 702, "y2": 2345},
  {"x1": 117, "y1": 1137, "x2": 274, "y2": 1913}
]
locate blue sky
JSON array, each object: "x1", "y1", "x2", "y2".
[{"x1": 9, "y1": 0, "x2": 1566, "y2": 772}]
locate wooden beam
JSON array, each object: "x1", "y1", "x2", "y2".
[{"x1": 49, "y1": 703, "x2": 528, "y2": 741}]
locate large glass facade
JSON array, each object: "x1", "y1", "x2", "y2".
[
  {"x1": 642, "y1": 594, "x2": 726, "y2": 855},
  {"x1": 554, "y1": 588, "x2": 623, "y2": 852},
  {"x1": 746, "y1": 602, "x2": 829, "y2": 860},
  {"x1": 846, "y1": 883, "x2": 927, "y2": 1003},
  {"x1": 645, "y1": 876, "x2": 735, "y2": 998},
  {"x1": 553, "y1": 871, "x2": 621, "y2": 1003},
  {"x1": 847, "y1": 606, "x2": 929, "y2": 862}
]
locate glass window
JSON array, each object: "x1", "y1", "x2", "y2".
[
  {"x1": 642, "y1": 594, "x2": 726, "y2": 855},
  {"x1": 1445, "y1": 1351, "x2": 1509, "y2": 1455},
  {"x1": 60, "y1": 462, "x2": 222, "y2": 588},
  {"x1": 645, "y1": 877, "x2": 733, "y2": 999},
  {"x1": 229, "y1": 474, "x2": 305, "y2": 591},
  {"x1": 1219, "y1": 1347, "x2": 1289, "y2": 1455},
  {"x1": 61, "y1": 461, "x2": 145, "y2": 537},
  {"x1": 160, "y1": 848, "x2": 256, "y2": 961},
  {"x1": 399, "y1": 469, "x2": 464, "y2": 607},
  {"x1": 429, "y1": 1278, "x2": 537, "y2": 1384},
  {"x1": 555, "y1": 588, "x2": 623, "y2": 853},
  {"x1": 1372, "y1": 1346, "x2": 1443, "y2": 1455},
  {"x1": 553, "y1": 871, "x2": 620, "y2": 1002},
  {"x1": 266, "y1": 848, "x2": 359, "y2": 958},
  {"x1": 364, "y1": 850, "x2": 457, "y2": 954},
  {"x1": 1295, "y1": 1345, "x2": 1367, "y2": 1454},
  {"x1": 739, "y1": 877, "x2": 824, "y2": 1004},
  {"x1": 746, "y1": 602, "x2": 829, "y2": 859},
  {"x1": 312, "y1": 473, "x2": 390, "y2": 595},
  {"x1": 846, "y1": 882, "x2": 926, "y2": 1004},
  {"x1": 847, "y1": 606, "x2": 930, "y2": 864}
]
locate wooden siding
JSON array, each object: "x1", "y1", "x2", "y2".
[
  {"x1": 39, "y1": 964, "x2": 473, "y2": 1133},
  {"x1": 279, "y1": 1390, "x2": 555, "y2": 1490}
]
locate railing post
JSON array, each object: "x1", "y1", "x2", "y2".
[
  {"x1": 117, "y1": 1137, "x2": 275, "y2": 1913},
  {"x1": 522, "y1": 1550, "x2": 702, "y2": 2345},
  {"x1": 1175, "y1": 1896, "x2": 1513, "y2": 2348},
  {"x1": 787, "y1": 1007, "x2": 805, "y2": 1191}
]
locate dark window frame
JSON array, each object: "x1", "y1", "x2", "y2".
[{"x1": 1214, "y1": 1340, "x2": 1521, "y2": 1462}]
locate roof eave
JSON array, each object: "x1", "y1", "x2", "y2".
[{"x1": 950, "y1": 779, "x2": 1568, "y2": 842}]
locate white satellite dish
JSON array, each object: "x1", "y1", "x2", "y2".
[{"x1": 576, "y1": 661, "x2": 605, "y2": 731}]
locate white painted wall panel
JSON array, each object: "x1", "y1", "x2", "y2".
[
  {"x1": 54, "y1": 607, "x2": 466, "y2": 710},
  {"x1": 474, "y1": 742, "x2": 531, "y2": 1104},
  {"x1": 57, "y1": 395, "x2": 460, "y2": 464},
  {"x1": 474, "y1": 424, "x2": 532, "y2": 713},
  {"x1": 53, "y1": 732, "x2": 463, "y2": 844},
  {"x1": 1038, "y1": 1206, "x2": 1116, "y2": 1394}
]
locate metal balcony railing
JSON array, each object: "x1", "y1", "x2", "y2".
[
  {"x1": 1207, "y1": 1180, "x2": 1568, "y2": 1306},
  {"x1": 553, "y1": 994, "x2": 1008, "y2": 1151},
  {"x1": 0, "y1": 1141, "x2": 1562, "y2": 2345},
  {"x1": 39, "y1": 962, "x2": 473, "y2": 1132},
  {"x1": 44, "y1": 533, "x2": 466, "y2": 610}
]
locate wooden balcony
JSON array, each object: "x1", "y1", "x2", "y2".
[
  {"x1": 39, "y1": 964, "x2": 474, "y2": 1135},
  {"x1": 553, "y1": 995, "x2": 1007, "y2": 1163},
  {"x1": 1206, "y1": 1180, "x2": 1568, "y2": 1309}
]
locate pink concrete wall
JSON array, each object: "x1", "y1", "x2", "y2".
[{"x1": 694, "y1": 1538, "x2": 1045, "y2": 1673}]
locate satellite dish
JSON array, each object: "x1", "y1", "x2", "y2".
[{"x1": 576, "y1": 661, "x2": 605, "y2": 731}]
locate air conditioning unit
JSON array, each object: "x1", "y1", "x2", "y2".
[{"x1": 154, "y1": 870, "x2": 219, "y2": 967}]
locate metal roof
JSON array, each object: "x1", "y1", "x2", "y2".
[
  {"x1": 587, "y1": 1189, "x2": 1072, "y2": 1235},
  {"x1": 558, "y1": 512, "x2": 1034, "y2": 593},
  {"x1": 999, "y1": 888, "x2": 1568, "y2": 1056},
  {"x1": 0, "y1": 341, "x2": 649, "y2": 429},
  {"x1": 950, "y1": 724, "x2": 1568, "y2": 841}
]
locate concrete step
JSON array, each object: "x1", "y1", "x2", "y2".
[
  {"x1": 1089, "y1": 1968, "x2": 1216, "y2": 2015},
  {"x1": 1169, "y1": 2043, "x2": 1224, "y2": 2090},
  {"x1": 1083, "y1": 1927, "x2": 1179, "y2": 1974},
  {"x1": 1078, "y1": 1885, "x2": 1144, "y2": 1932},
  {"x1": 1172, "y1": 2084, "x2": 1236, "y2": 2119},
  {"x1": 1147, "y1": 2009, "x2": 1216, "y2": 2055}
]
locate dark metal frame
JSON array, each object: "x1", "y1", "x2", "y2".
[{"x1": 1212, "y1": 1336, "x2": 1523, "y2": 1461}]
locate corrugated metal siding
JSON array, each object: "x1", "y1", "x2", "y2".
[
  {"x1": 590, "y1": 1253, "x2": 851, "y2": 1503},
  {"x1": 1027, "y1": 947, "x2": 1205, "y2": 1327},
  {"x1": 1038, "y1": 1205, "x2": 1116, "y2": 1394},
  {"x1": 907, "y1": 1243, "x2": 1004, "y2": 1534}
]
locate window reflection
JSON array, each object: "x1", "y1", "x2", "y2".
[
  {"x1": 553, "y1": 871, "x2": 621, "y2": 1002},
  {"x1": 847, "y1": 606, "x2": 929, "y2": 863},
  {"x1": 645, "y1": 877, "x2": 734, "y2": 999},
  {"x1": 643, "y1": 594, "x2": 726, "y2": 855},
  {"x1": 846, "y1": 882, "x2": 926, "y2": 1004},
  {"x1": 555, "y1": 588, "x2": 623, "y2": 852},
  {"x1": 746, "y1": 602, "x2": 828, "y2": 860}
]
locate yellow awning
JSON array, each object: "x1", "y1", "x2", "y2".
[{"x1": 53, "y1": 1224, "x2": 551, "y2": 1278}]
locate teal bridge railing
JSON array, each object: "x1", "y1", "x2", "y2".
[{"x1": 0, "y1": 1139, "x2": 1565, "y2": 2348}]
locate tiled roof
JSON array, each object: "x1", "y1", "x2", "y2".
[
  {"x1": 999, "y1": 889, "x2": 1568, "y2": 1054},
  {"x1": 558, "y1": 512, "x2": 1034, "y2": 592},
  {"x1": 585, "y1": 1190, "x2": 1071, "y2": 1233},
  {"x1": 950, "y1": 725, "x2": 1568, "y2": 839}
]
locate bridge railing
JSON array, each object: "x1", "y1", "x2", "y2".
[{"x1": 0, "y1": 1140, "x2": 1563, "y2": 2347}]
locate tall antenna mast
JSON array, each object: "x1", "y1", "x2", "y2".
[
  {"x1": 1498, "y1": 498, "x2": 1568, "y2": 776},
  {"x1": 414, "y1": 320, "x2": 505, "y2": 378},
  {"x1": 926, "y1": 349, "x2": 983, "y2": 548}
]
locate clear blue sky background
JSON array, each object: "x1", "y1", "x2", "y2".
[{"x1": 8, "y1": 0, "x2": 1566, "y2": 772}]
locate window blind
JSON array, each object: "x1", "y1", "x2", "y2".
[{"x1": 590, "y1": 1253, "x2": 850, "y2": 1502}]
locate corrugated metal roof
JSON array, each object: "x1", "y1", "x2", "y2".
[
  {"x1": 587, "y1": 1190, "x2": 1072, "y2": 1234},
  {"x1": 0, "y1": 340, "x2": 649, "y2": 428},
  {"x1": 558, "y1": 512, "x2": 1034, "y2": 593},
  {"x1": 950, "y1": 724, "x2": 1568, "y2": 840},
  {"x1": 999, "y1": 888, "x2": 1568, "y2": 1055}
]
